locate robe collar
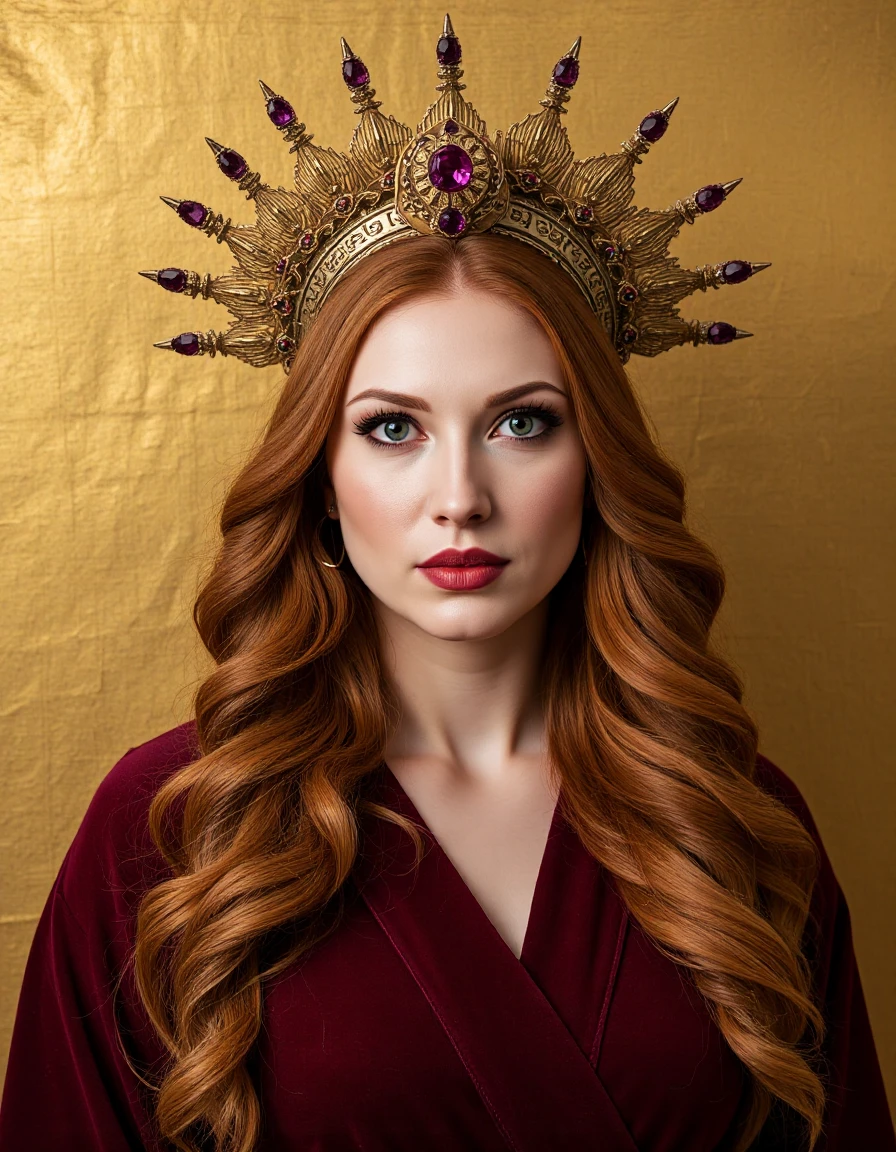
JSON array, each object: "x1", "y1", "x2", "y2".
[{"x1": 352, "y1": 764, "x2": 637, "y2": 1152}]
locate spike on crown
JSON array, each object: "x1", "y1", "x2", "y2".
[{"x1": 144, "y1": 14, "x2": 768, "y2": 370}]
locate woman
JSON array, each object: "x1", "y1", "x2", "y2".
[{"x1": 0, "y1": 232, "x2": 893, "y2": 1151}]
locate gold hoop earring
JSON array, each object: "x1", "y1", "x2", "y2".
[{"x1": 317, "y1": 509, "x2": 345, "y2": 569}]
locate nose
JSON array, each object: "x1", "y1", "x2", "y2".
[{"x1": 426, "y1": 433, "x2": 492, "y2": 528}]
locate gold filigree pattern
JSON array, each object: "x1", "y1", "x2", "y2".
[{"x1": 144, "y1": 13, "x2": 768, "y2": 372}]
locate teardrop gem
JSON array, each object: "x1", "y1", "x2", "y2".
[
  {"x1": 695, "y1": 184, "x2": 726, "y2": 213},
  {"x1": 639, "y1": 111, "x2": 668, "y2": 144},
  {"x1": 266, "y1": 96, "x2": 296, "y2": 127},
  {"x1": 170, "y1": 332, "x2": 201, "y2": 355},
  {"x1": 437, "y1": 34, "x2": 462, "y2": 66},
  {"x1": 720, "y1": 260, "x2": 752, "y2": 285},
  {"x1": 177, "y1": 201, "x2": 207, "y2": 227},
  {"x1": 159, "y1": 268, "x2": 187, "y2": 293},
  {"x1": 552, "y1": 56, "x2": 579, "y2": 88},
  {"x1": 707, "y1": 321, "x2": 736, "y2": 344},
  {"x1": 343, "y1": 57, "x2": 370, "y2": 88},
  {"x1": 216, "y1": 148, "x2": 248, "y2": 180}
]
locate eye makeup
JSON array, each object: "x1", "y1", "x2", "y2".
[{"x1": 351, "y1": 401, "x2": 564, "y2": 450}]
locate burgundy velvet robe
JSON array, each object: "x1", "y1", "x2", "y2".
[{"x1": 0, "y1": 720, "x2": 892, "y2": 1150}]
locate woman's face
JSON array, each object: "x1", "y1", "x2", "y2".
[{"x1": 324, "y1": 290, "x2": 588, "y2": 642}]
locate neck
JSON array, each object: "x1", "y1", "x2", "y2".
[{"x1": 375, "y1": 598, "x2": 549, "y2": 788}]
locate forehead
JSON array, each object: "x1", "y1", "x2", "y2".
[{"x1": 343, "y1": 291, "x2": 564, "y2": 400}]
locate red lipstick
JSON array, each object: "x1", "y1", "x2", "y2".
[{"x1": 416, "y1": 548, "x2": 510, "y2": 591}]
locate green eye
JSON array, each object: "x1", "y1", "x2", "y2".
[
  {"x1": 507, "y1": 415, "x2": 535, "y2": 436},
  {"x1": 382, "y1": 420, "x2": 411, "y2": 441}
]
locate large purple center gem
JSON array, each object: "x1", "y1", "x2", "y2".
[{"x1": 428, "y1": 145, "x2": 473, "y2": 192}]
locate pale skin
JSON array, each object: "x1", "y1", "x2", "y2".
[{"x1": 324, "y1": 290, "x2": 588, "y2": 959}]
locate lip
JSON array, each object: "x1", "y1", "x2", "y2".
[
  {"x1": 418, "y1": 548, "x2": 510, "y2": 568},
  {"x1": 416, "y1": 548, "x2": 510, "y2": 592}
]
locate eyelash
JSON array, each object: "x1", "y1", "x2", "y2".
[{"x1": 351, "y1": 402, "x2": 564, "y2": 451}]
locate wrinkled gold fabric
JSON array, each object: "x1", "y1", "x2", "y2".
[{"x1": 1, "y1": 0, "x2": 893, "y2": 1104}]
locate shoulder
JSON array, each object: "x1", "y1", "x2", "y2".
[
  {"x1": 751, "y1": 750, "x2": 843, "y2": 949},
  {"x1": 752, "y1": 750, "x2": 822, "y2": 842},
  {"x1": 57, "y1": 720, "x2": 200, "y2": 926}
]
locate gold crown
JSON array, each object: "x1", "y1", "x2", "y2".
[{"x1": 142, "y1": 14, "x2": 769, "y2": 372}]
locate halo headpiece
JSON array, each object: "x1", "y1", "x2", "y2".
[{"x1": 143, "y1": 15, "x2": 769, "y2": 371}]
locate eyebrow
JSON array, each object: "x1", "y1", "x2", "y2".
[{"x1": 346, "y1": 381, "x2": 568, "y2": 411}]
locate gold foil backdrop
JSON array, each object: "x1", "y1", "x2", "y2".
[{"x1": 1, "y1": 0, "x2": 894, "y2": 1107}]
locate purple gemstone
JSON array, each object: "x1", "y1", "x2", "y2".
[
  {"x1": 172, "y1": 332, "x2": 201, "y2": 356},
  {"x1": 217, "y1": 148, "x2": 248, "y2": 180},
  {"x1": 343, "y1": 57, "x2": 369, "y2": 88},
  {"x1": 695, "y1": 184, "x2": 725, "y2": 213},
  {"x1": 707, "y1": 321, "x2": 736, "y2": 344},
  {"x1": 721, "y1": 260, "x2": 751, "y2": 285},
  {"x1": 428, "y1": 145, "x2": 473, "y2": 192},
  {"x1": 444, "y1": 118, "x2": 459, "y2": 135},
  {"x1": 639, "y1": 112, "x2": 668, "y2": 144},
  {"x1": 266, "y1": 96, "x2": 296, "y2": 127},
  {"x1": 276, "y1": 257, "x2": 287, "y2": 273},
  {"x1": 158, "y1": 267, "x2": 187, "y2": 293},
  {"x1": 437, "y1": 34, "x2": 462, "y2": 66},
  {"x1": 552, "y1": 56, "x2": 579, "y2": 88},
  {"x1": 177, "y1": 200, "x2": 207, "y2": 227},
  {"x1": 437, "y1": 207, "x2": 467, "y2": 236}
]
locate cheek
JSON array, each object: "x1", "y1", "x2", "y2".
[
  {"x1": 503, "y1": 449, "x2": 586, "y2": 541},
  {"x1": 330, "y1": 455, "x2": 415, "y2": 543}
]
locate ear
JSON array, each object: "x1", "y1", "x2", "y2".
[{"x1": 323, "y1": 482, "x2": 339, "y2": 518}]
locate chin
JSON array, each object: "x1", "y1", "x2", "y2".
[{"x1": 400, "y1": 599, "x2": 534, "y2": 642}]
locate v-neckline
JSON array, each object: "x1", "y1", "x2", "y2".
[
  {"x1": 378, "y1": 761, "x2": 565, "y2": 966},
  {"x1": 351, "y1": 762, "x2": 639, "y2": 1152}
]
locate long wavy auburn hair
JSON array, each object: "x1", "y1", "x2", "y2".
[{"x1": 130, "y1": 232, "x2": 826, "y2": 1151}]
